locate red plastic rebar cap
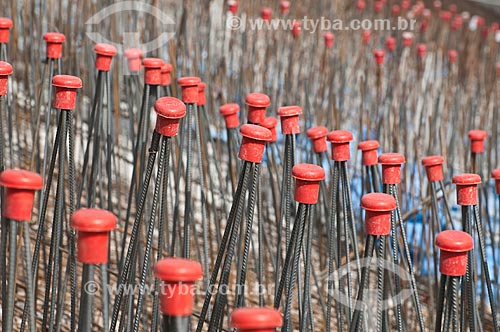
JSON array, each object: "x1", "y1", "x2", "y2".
[
  {"x1": 362, "y1": 193, "x2": 396, "y2": 236},
  {"x1": 492, "y1": 168, "x2": 500, "y2": 195},
  {"x1": 324, "y1": 32, "x2": 335, "y2": 48},
  {"x1": 435, "y1": 230, "x2": 473, "y2": 276},
  {"x1": 277, "y1": 105, "x2": 302, "y2": 135},
  {"x1": 374, "y1": 50, "x2": 385, "y2": 65},
  {"x1": 307, "y1": 126, "x2": 328, "y2": 153},
  {"x1": 0, "y1": 18, "x2": 12, "y2": 43},
  {"x1": 402, "y1": 32, "x2": 414, "y2": 47},
  {"x1": 143, "y1": 57, "x2": 163, "y2": 68},
  {"x1": 358, "y1": 140, "x2": 379, "y2": 166},
  {"x1": 239, "y1": 124, "x2": 272, "y2": 163},
  {"x1": 0, "y1": 61, "x2": 12, "y2": 96},
  {"x1": 71, "y1": 208, "x2": 117, "y2": 232},
  {"x1": 43, "y1": 32, "x2": 65, "y2": 59},
  {"x1": 378, "y1": 153, "x2": 405, "y2": 165},
  {"x1": 197, "y1": 82, "x2": 207, "y2": 106},
  {"x1": 162, "y1": 62, "x2": 173, "y2": 73},
  {"x1": 448, "y1": 50, "x2": 458, "y2": 64},
  {"x1": 468, "y1": 129, "x2": 487, "y2": 153},
  {"x1": 261, "y1": 7, "x2": 272, "y2": 21},
  {"x1": 246, "y1": 93, "x2": 271, "y2": 108},
  {"x1": 379, "y1": 153, "x2": 405, "y2": 184},
  {"x1": 293, "y1": 164, "x2": 325, "y2": 205},
  {"x1": 386, "y1": 37, "x2": 396, "y2": 52},
  {"x1": 52, "y1": 75, "x2": 82, "y2": 110},
  {"x1": 417, "y1": 44, "x2": 426, "y2": 57},
  {"x1": 261, "y1": 117, "x2": 278, "y2": 142},
  {"x1": 154, "y1": 258, "x2": 203, "y2": 283},
  {"x1": 422, "y1": 155, "x2": 445, "y2": 181},
  {"x1": 178, "y1": 76, "x2": 201, "y2": 104},
  {"x1": 231, "y1": 307, "x2": 283, "y2": 330},
  {"x1": 220, "y1": 103, "x2": 240, "y2": 129},
  {"x1": 228, "y1": 0, "x2": 239, "y2": 14},
  {"x1": 0, "y1": 169, "x2": 43, "y2": 221},
  {"x1": 142, "y1": 58, "x2": 163, "y2": 85},
  {"x1": 280, "y1": 1, "x2": 291, "y2": 13},
  {"x1": 327, "y1": 130, "x2": 353, "y2": 161},
  {"x1": 71, "y1": 208, "x2": 117, "y2": 264},
  {"x1": 43, "y1": 32, "x2": 65, "y2": 43},
  {"x1": 453, "y1": 173, "x2": 481, "y2": 206},
  {"x1": 361, "y1": 192, "x2": 396, "y2": 212},
  {"x1": 154, "y1": 97, "x2": 186, "y2": 137},
  {"x1": 52, "y1": 75, "x2": 82, "y2": 89},
  {"x1": 94, "y1": 43, "x2": 117, "y2": 56},
  {"x1": 161, "y1": 63, "x2": 173, "y2": 85},
  {"x1": 155, "y1": 258, "x2": 203, "y2": 317},
  {"x1": 246, "y1": 93, "x2": 270, "y2": 124}
]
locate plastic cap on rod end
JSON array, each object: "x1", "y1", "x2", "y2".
[
  {"x1": 0, "y1": 61, "x2": 13, "y2": 96},
  {"x1": 361, "y1": 193, "x2": 396, "y2": 236},
  {"x1": 154, "y1": 97, "x2": 186, "y2": 137},
  {"x1": 154, "y1": 258, "x2": 202, "y2": 317},
  {"x1": 94, "y1": 43, "x2": 117, "y2": 71},
  {"x1": 0, "y1": 169, "x2": 43, "y2": 221},
  {"x1": 197, "y1": 82, "x2": 206, "y2": 106},
  {"x1": 71, "y1": 208, "x2": 117, "y2": 264},
  {"x1": 324, "y1": 32, "x2": 335, "y2": 48},
  {"x1": 422, "y1": 155, "x2": 445, "y2": 182},
  {"x1": 43, "y1": 32, "x2": 65, "y2": 59},
  {"x1": 124, "y1": 48, "x2": 143, "y2": 72},
  {"x1": 238, "y1": 124, "x2": 272, "y2": 163},
  {"x1": 436, "y1": 230, "x2": 473, "y2": 276},
  {"x1": 362, "y1": 30, "x2": 371, "y2": 44},
  {"x1": 178, "y1": 76, "x2": 201, "y2": 104},
  {"x1": 0, "y1": 18, "x2": 13, "y2": 44},
  {"x1": 358, "y1": 140, "x2": 379, "y2": 166},
  {"x1": 220, "y1": 103, "x2": 240, "y2": 129},
  {"x1": 261, "y1": 8, "x2": 272, "y2": 21},
  {"x1": 277, "y1": 105, "x2": 302, "y2": 135},
  {"x1": 52, "y1": 75, "x2": 83, "y2": 110},
  {"x1": 231, "y1": 307, "x2": 283, "y2": 331},
  {"x1": 228, "y1": 0, "x2": 239, "y2": 14},
  {"x1": 468, "y1": 130, "x2": 487, "y2": 154},
  {"x1": 402, "y1": 32, "x2": 414, "y2": 47},
  {"x1": 292, "y1": 163, "x2": 325, "y2": 205},
  {"x1": 373, "y1": 49, "x2": 385, "y2": 65},
  {"x1": 448, "y1": 50, "x2": 458, "y2": 64},
  {"x1": 327, "y1": 130, "x2": 353, "y2": 161},
  {"x1": 417, "y1": 43, "x2": 426, "y2": 58},
  {"x1": 378, "y1": 153, "x2": 405, "y2": 184},
  {"x1": 143, "y1": 58, "x2": 163, "y2": 86},
  {"x1": 492, "y1": 168, "x2": 500, "y2": 195},
  {"x1": 307, "y1": 126, "x2": 328, "y2": 153},
  {"x1": 280, "y1": 1, "x2": 291, "y2": 14},
  {"x1": 245, "y1": 92, "x2": 270, "y2": 125},
  {"x1": 453, "y1": 173, "x2": 481, "y2": 206},
  {"x1": 261, "y1": 117, "x2": 278, "y2": 143},
  {"x1": 386, "y1": 37, "x2": 396, "y2": 52},
  {"x1": 160, "y1": 63, "x2": 173, "y2": 86}
]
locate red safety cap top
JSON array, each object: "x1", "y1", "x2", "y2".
[
  {"x1": 378, "y1": 153, "x2": 405, "y2": 165},
  {"x1": 306, "y1": 126, "x2": 328, "y2": 139},
  {"x1": 435, "y1": 230, "x2": 473, "y2": 252},
  {"x1": 143, "y1": 57, "x2": 163, "y2": 68},
  {"x1": 417, "y1": 43, "x2": 427, "y2": 57},
  {"x1": 0, "y1": 61, "x2": 13, "y2": 75},
  {"x1": 452, "y1": 173, "x2": 481, "y2": 185},
  {"x1": 162, "y1": 63, "x2": 173, "y2": 73},
  {"x1": 43, "y1": 32, "x2": 66, "y2": 43},
  {"x1": 0, "y1": 169, "x2": 43, "y2": 190},
  {"x1": 124, "y1": 48, "x2": 143, "y2": 59},
  {"x1": 261, "y1": 7, "x2": 272, "y2": 20},
  {"x1": 277, "y1": 105, "x2": 302, "y2": 117},
  {"x1": 422, "y1": 155, "x2": 444, "y2": 167},
  {"x1": 154, "y1": 258, "x2": 203, "y2": 282},
  {"x1": 327, "y1": 130, "x2": 353, "y2": 143},
  {"x1": 154, "y1": 97, "x2": 186, "y2": 119},
  {"x1": 361, "y1": 192, "x2": 396, "y2": 212},
  {"x1": 261, "y1": 116, "x2": 278, "y2": 129},
  {"x1": 94, "y1": 43, "x2": 117, "y2": 56},
  {"x1": 0, "y1": 18, "x2": 13, "y2": 29},
  {"x1": 246, "y1": 92, "x2": 271, "y2": 108},
  {"x1": 198, "y1": 82, "x2": 206, "y2": 92},
  {"x1": 468, "y1": 129, "x2": 487, "y2": 141},
  {"x1": 52, "y1": 75, "x2": 83, "y2": 89},
  {"x1": 178, "y1": 76, "x2": 201, "y2": 87},
  {"x1": 220, "y1": 103, "x2": 240, "y2": 116},
  {"x1": 231, "y1": 307, "x2": 283, "y2": 330},
  {"x1": 280, "y1": 1, "x2": 291, "y2": 13},
  {"x1": 373, "y1": 49, "x2": 385, "y2": 65},
  {"x1": 492, "y1": 168, "x2": 500, "y2": 180},
  {"x1": 240, "y1": 124, "x2": 272, "y2": 142},
  {"x1": 292, "y1": 163, "x2": 325, "y2": 182},
  {"x1": 71, "y1": 208, "x2": 117, "y2": 232},
  {"x1": 358, "y1": 140, "x2": 379, "y2": 151},
  {"x1": 386, "y1": 37, "x2": 396, "y2": 52}
]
